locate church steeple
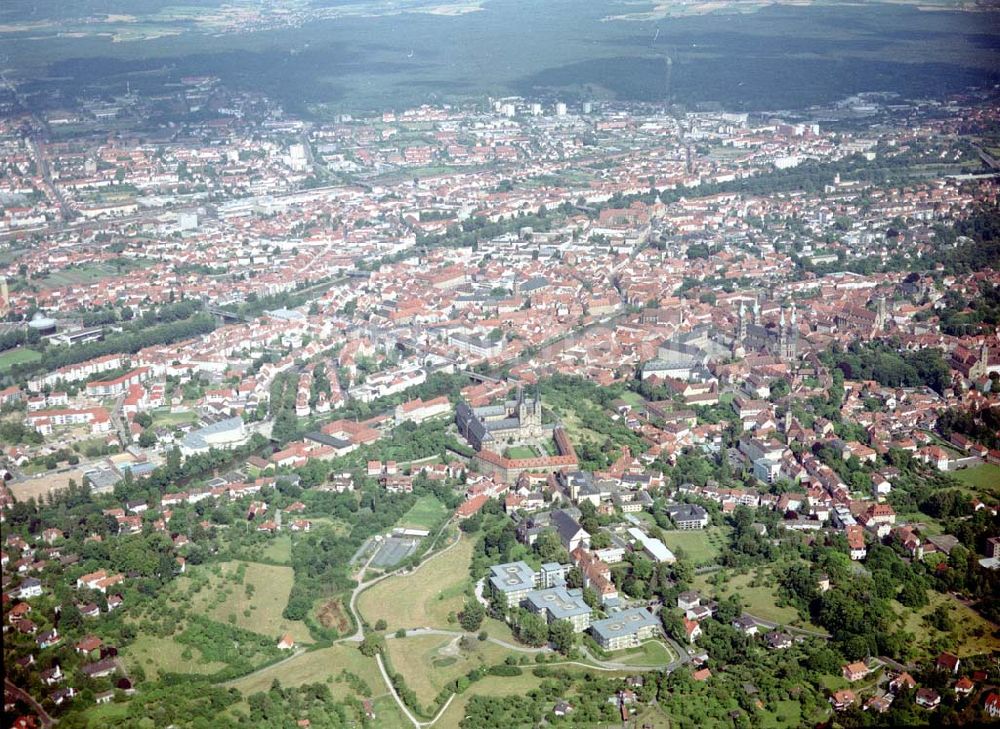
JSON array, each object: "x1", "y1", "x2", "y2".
[{"x1": 778, "y1": 308, "x2": 788, "y2": 359}]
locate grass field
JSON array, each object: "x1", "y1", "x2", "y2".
[
  {"x1": 358, "y1": 537, "x2": 473, "y2": 631},
  {"x1": 660, "y1": 527, "x2": 728, "y2": 565},
  {"x1": 434, "y1": 663, "x2": 650, "y2": 729},
  {"x1": 386, "y1": 635, "x2": 516, "y2": 709},
  {"x1": 223, "y1": 531, "x2": 296, "y2": 565},
  {"x1": 82, "y1": 701, "x2": 131, "y2": 725},
  {"x1": 434, "y1": 673, "x2": 550, "y2": 729},
  {"x1": 178, "y1": 561, "x2": 312, "y2": 643},
  {"x1": 150, "y1": 408, "x2": 199, "y2": 428},
  {"x1": 895, "y1": 591, "x2": 999, "y2": 659},
  {"x1": 817, "y1": 674, "x2": 847, "y2": 692},
  {"x1": 124, "y1": 633, "x2": 228, "y2": 680},
  {"x1": 895, "y1": 512, "x2": 945, "y2": 536},
  {"x1": 632, "y1": 705, "x2": 673, "y2": 728},
  {"x1": 397, "y1": 494, "x2": 448, "y2": 530},
  {"x1": 693, "y1": 568, "x2": 807, "y2": 628},
  {"x1": 760, "y1": 697, "x2": 831, "y2": 728},
  {"x1": 760, "y1": 699, "x2": 801, "y2": 728},
  {"x1": 309, "y1": 516, "x2": 351, "y2": 536},
  {"x1": 259, "y1": 534, "x2": 293, "y2": 565},
  {"x1": 613, "y1": 639, "x2": 676, "y2": 666},
  {"x1": 951, "y1": 464, "x2": 1000, "y2": 497},
  {"x1": 619, "y1": 390, "x2": 646, "y2": 407},
  {"x1": 504, "y1": 445, "x2": 540, "y2": 459},
  {"x1": 38, "y1": 262, "x2": 126, "y2": 288},
  {"x1": 230, "y1": 643, "x2": 383, "y2": 698},
  {"x1": 370, "y1": 695, "x2": 416, "y2": 729},
  {"x1": 0, "y1": 347, "x2": 41, "y2": 371},
  {"x1": 558, "y1": 409, "x2": 606, "y2": 449}
]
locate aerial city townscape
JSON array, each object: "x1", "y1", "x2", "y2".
[{"x1": 1, "y1": 1, "x2": 999, "y2": 727}]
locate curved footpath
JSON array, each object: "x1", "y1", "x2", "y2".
[
  {"x1": 743, "y1": 612, "x2": 831, "y2": 639},
  {"x1": 343, "y1": 523, "x2": 692, "y2": 727},
  {"x1": 340, "y1": 523, "x2": 464, "y2": 727}
]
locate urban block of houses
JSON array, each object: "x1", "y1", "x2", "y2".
[{"x1": 26, "y1": 407, "x2": 112, "y2": 436}]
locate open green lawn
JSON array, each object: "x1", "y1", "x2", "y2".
[
  {"x1": 817, "y1": 674, "x2": 850, "y2": 692},
  {"x1": 385, "y1": 634, "x2": 513, "y2": 709},
  {"x1": 693, "y1": 567, "x2": 814, "y2": 629},
  {"x1": 229, "y1": 643, "x2": 383, "y2": 699},
  {"x1": 308, "y1": 516, "x2": 351, "y2": 536},
  {"x1": 358, "y1": 537, "x2": 473, "y2": 631},
  {"x1": 434, "y1": 673, "x2": 553, "y2": 729},
  {"x1": 632, "y1": 705, "x2": 673, "y2": 728},
  {"x1": 150, "y1": 408, "x2": 199, "y2": 428},
  {"x1": 612, "y1": 639, "x2": 676, "y2": 666},
  {"x1": 397, "y1": 494, "x2": 447, "y2": 530},
  {"x1": 895, "y1": 591, "x2": 999, "y2": 659},
  {"x1": 124, "y1": 633, "x2": 228, "y2": 680},
  {"x1": 435, "y1": 663, "x2": 646, "y2": 729},
  {"x1": 895, "y1": 512, "x2": 945, "y2": 536},
  {"x1": 660, "y1": 527, "x2": 728, "y2": 565},
  {"x1": 504, "y1": 445, "x2": 540, "y2": 459},
  {"x1": 38, "y1": 262, "x2": 132, "y2": 288},
  {"x1": 760, "y1": 699, "x2": 801, "y2": 728},
  {"x1": 0, "y1": 347, "x2": 41, "y2": 371},
  {"x1": 619, "y1": 390, "x2": 646, "y2": 407},
  {"x1": 951, "y1": 464, "x2": 1000, "y2": 497},
  {"x1": 259, "y1": 534, "x2": 293, "y2": 564},
  {"x1": 81, "y1": 701, "x2": 131, "y2": 724},
  {"x1": 558, "y1": 409, "x2": 606, "y2": 448},
  {"x1": 222, "y1": 531, "x2": 297, "y2": 565},
  {"x1": 178, "y1": 561, "x2": 312, "y2": 643},
  {"x1": 370, "y1": 695, "x2": 414, "y2": 729}
]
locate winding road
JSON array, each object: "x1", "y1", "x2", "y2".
[{"x1": 5, "y1": 678, "x2": 55, "y2": 728}]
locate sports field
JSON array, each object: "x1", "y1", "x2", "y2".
[
  {"x1": 371, "y1": 536, "x2": 419, "y2": 568},
  {"x1": 358, "y1": 536, "x2": 473, "y2": 631},
  {"x1": 397, "y1": 494, "x2": 447, "y2": 530},
  {"x1": 0, "y1": 347, "x2": 41, "y2": 371}
]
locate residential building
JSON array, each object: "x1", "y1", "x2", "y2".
[{"x1": 589, "y1": 608, "x2": 659, "y2": 650}]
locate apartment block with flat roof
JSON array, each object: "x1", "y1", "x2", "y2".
[
  {"x1": 590, "y1": 607, "x2": 659, "y2": 650},
  {"x1": 524, "y1": 586, "x2": 592, "y2": 632}
]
